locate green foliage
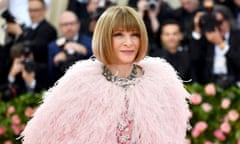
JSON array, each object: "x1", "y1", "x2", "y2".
[
  {"x1": 186, "y1": 83, "x2": 240, "y2": 143},
  {"x1": 0, "y1": 93, "x2": 42, "y2": 144}
]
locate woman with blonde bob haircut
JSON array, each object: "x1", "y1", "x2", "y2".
[
  {"x1": 21, "y1": 6, "x2": 190, "y2": 144},
  {"x1": 92, "y1": 6, "x2": 148, "y2": 65}
]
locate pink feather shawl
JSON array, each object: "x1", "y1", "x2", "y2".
[{"x1": 21, "y1": 57, "x2": 190, "y2": 144}]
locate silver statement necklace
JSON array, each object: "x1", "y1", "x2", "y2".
[
  {"x1": 102, "y1": 64, "x2": 138, "y2": 89},
  {"x1": 102, "y1": 64, "x2": 139, "y2": 144}
]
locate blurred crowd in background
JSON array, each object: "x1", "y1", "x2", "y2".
[{"x1": 0, "y1": 0, "x2": 240, "y2": 101}]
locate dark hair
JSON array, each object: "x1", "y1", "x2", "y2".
[
  {"x1": 159, "y1": 19, "x2": 182, "y2": 34},
  {"x1": 213, "y1": 5, "x2": 238, "y2": 29},
  {"x1": 10, "y1": 42, "x2": 24, "y2": 58}
]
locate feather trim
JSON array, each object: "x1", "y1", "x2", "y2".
[{"x1": 21, "y1": 57, "x2": 190, "y2": 144}]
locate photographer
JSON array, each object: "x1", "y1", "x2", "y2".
[
  {"x1": 0, "y1": 42, "x2": 37, "y2": 101},
  {"x1": 189, "y1": 4, "x2": 240, "y2": 88},
  {"x1": 132, "y1": 0, "x2": 174, "y2": 53},
  {"x1": 2, "y1": 0, "x2": 57, "y2": 89},
  {"x1": 48, "y1": 11, "x2": 92, "y2": 84}
]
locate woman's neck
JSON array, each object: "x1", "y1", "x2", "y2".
[{"x1": 105, "y1": 64, "x2": 134, "y2": 78}]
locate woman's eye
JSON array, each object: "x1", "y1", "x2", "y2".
[
  {"x1": 132, "y1": 33, "x2": 140, "y2": 37},
  {"x1": 113, "y1": 33, "x2": 123, "y2": 37}
]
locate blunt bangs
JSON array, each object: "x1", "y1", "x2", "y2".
[{"x1": 111, "y1": 10, "x2": 140, "y2": 33}]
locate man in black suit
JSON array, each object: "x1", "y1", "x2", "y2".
[
  {"x1": 150, "y1": 19, "x2": 191, "y2": 81},
  {"x1": 189, "y1": 5, "x2": 240, "y2": 88},
  {"x1": 3, "y1": 0, "x2": 57, "y2": 98}
]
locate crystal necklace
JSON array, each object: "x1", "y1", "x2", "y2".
[
  {"x1": 102, "y1": 64, "x2": 138, "y2": 89},
  {"x1": 102, "y1": 64, "x2": 139, "y2": 144}
]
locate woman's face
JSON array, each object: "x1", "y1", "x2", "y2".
[{"x1": 112, "y1": 29, "x2": 140, "y2": 65}]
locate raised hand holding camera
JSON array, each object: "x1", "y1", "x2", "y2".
[
  {"x1": 9, "y1": 57, "x2": 24, "y2": 79},
  {"x1": 64, "y1": 41, "x2": 87, "y2": 56}
]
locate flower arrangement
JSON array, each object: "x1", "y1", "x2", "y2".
[
  {"x1": 186, "y1": 83, "x2": 240, "y2": 144},
  {"x1": 0, "y1": 93, "x2": 42, "y2": 144},
  {"x1": 0, "y1": 83, "x2": 240, "y2": 143}
]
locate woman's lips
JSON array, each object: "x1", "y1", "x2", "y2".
[{"x1": 120, "y1": 50, "x2": 135, "y2": 54}]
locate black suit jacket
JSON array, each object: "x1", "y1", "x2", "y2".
[
  {"x1": 151, "y1": 46, "x2": 191, "y2": 81},
  {"x1": 26, "y1": 19, "x2": 57, "y2": 90},
  {"x1": 189, "y1": 29, "x2": 240, "y2": 85}
]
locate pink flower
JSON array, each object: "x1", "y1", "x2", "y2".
[
  {"x1": 214, "y1": 129, "x2": 226, "y2": 141},
  {"x1": 0, "y1": 125, "x2": 6, "y2": 136},
  {"x1": 191, "y1": 121, "x2": 208, "y2": 138},
  {"x1": 228, "y1": 110, "x2": 239, "y2": 122},
  {"x1": 237, "y1": 139, "x2": 240, "y2": 144},
  {"x1": 6, "y1": 106, "x2": 15, "y2": 115},
  {"x1": 4, "y1": 140, "x2": 13, "y2": 144},
  {"x1": 220, "y1": 121, "x2": 231, "y2": 134},
  {"x1": 190, "y1": 93, "x2": 202, "y2": 105},
  {"x1": 11, "y1": 124, "x2": 21, "y2": 135},
  {"x1": 201, "y1": 103, "x2": 212, "y2": 112},
  {"x1": 25, "y1": 107, "x2": 34, "y2": 118},
  {"x1": 204, "y1": 141, "x2": 213, "y2": 144},
  {"x1": 195, "y1": 121, "x2": 208, "y2": 132},
  {"x1": 191, "y1": 128, "x2": 201, "y2": 138},
  {"x1": 11, "y1": 114, "x2": 21, "y2": 125},
  {"x1": 204, "y1": 83, "x2": 216, "y2": 96},
  {"x1": 221, "y1": 98, "x2": 231, "y2": 109}
]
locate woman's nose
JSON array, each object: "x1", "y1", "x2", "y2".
[{"x1": 123, "y1": 36, "x2": 134, "y2": 46}]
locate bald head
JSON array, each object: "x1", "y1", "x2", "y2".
[
  {"x1": 60, "y1": 11, "x2": 79, "y2": 24},
  {"x1": 180, "y1": 0, "x2": 199, "y2": 13},
  {"x1": 59, "y1": 11, "x2": 80, "y2": 40}
]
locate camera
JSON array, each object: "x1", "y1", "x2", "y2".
[
  {"x1": 22, "y1": 41, "x2": 35, "y2": 73},
  {"x1": 1, "y1": 10, "x2": 16, "y2": 23},
  {"x1": 56, "y1": 37, "x2": 79, "y2": 72},
  {"x1": 10, "y1": 42, "x2": 35, "y2": 73},
  {"x1": 198, "y1": 13, "x2": 217, "y2": 34},
  {"x1": 146, "y1": 0, "x2": 159, "y2": 11}
]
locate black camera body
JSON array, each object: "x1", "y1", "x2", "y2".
[
  {"x1": 198, "y1": 0, "x2": 221, "y2": 34},
  {"x1": 22, "y1": 41, "x2": 35, "y2": 73},
  {"x1": 198, "y1": 13, "x2": 218, "y2": 34},
  {"x1": 1, "y1": 10, "x2": 16, "y2": 23},
  {"x1": 10, "y1": 41, "x2": 36, "y2": 73}
]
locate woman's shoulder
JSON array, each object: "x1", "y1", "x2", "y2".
[
  {"x1": 57, "y1": 58, "x2": 102, "y2": 81},
  {"x1": 138, "y1": 56, "x2": 178, "y2": 77},
  {"x1": 47, "y1": 59, "x2": 103, "y2": 96},
  {"x1": 66, "y1": 58, "x2": 102, "y2": 75}
]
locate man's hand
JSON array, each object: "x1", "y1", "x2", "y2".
[
  {"x1": 54, "y1": 51, "x2": 67, "y2": 65},
  {"x1": 7, "y1": 23, "x2": 23, "y2": 36},
  {"x1": 64, "y1": 42, "x2": 87, "y2": 55},
  {"x1": 22, "y1": 69, "x2": 35, "y2": 85},
  {"x1": 9, "y1": 57, "x2": 24, "y2": 78}
]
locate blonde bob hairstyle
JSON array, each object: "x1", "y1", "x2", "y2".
[{"x1": 92, "y1": 6, "x2": 148, "y2": 65}]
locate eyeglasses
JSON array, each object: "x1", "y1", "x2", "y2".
[
  {"x1": 29, "y1": 8, "x2": 44, "y2": 13},
  {"x1": 60, "y1": 21, "x2": 79, "y2": 27}
]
